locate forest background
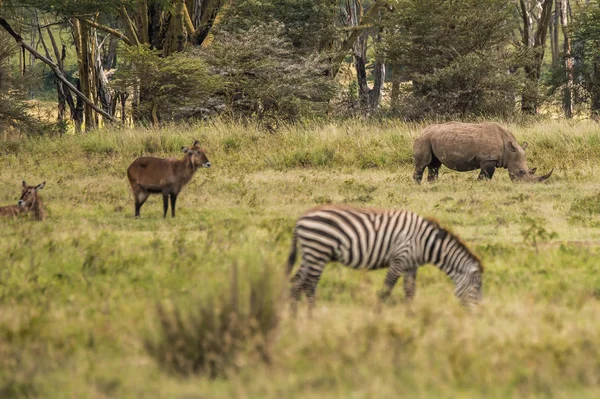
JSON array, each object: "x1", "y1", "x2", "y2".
[{"x1": 2, "y1": 1, "x2": 600, "y2": 398}]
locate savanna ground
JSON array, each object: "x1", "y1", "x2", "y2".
[{"x1": 1, "y1": 119, "x2": 600, "y2": 398}]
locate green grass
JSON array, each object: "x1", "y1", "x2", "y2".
[{"x1": 1, "y1": 119, "x2": 600, "y2": 398}]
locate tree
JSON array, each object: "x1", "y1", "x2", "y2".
[
  {"x1": 114, "y1": 45, "x2": 218, "y2": 125},
  {"x1": 518, "y1": 0, "x2": 554, "y2": 114},
  {"x1": 380, "y1": 0, "x2": 519, "y2": 119},
  {"x1": 0, "y1": 31, "x2": 40, "y2": 132},
  {"x1": 205, "y1": 23, "x2": 336, "y2": 125},
  {"x1": 550, "y1": 0, "x2": 600, "y2": 118}
]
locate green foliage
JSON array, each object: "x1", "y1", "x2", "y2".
[
  {"x1": 145, "y1": 265, "x2": 280, "y2": 378},
  {"x1": 0, "y1": 33, "x2": 42, "y2": 133},
  {"x1": 205, "y1": 23, "x2": 336, "y2": 123},
  {"x1": 381, "y1": 0, "x2": 519, "y2": 118},
  {"x1": 548, "y1": 1, "x2": 600, "y2": 116},
  {"x1": 520, "y1": 214, "x2": 559, "y2": 253},
  {"x1": 114, "y1": 45, "x2": 220, "y2": 122},
  {"x1": 222, "y1": 0, "x2": 337, "y2": 54}
]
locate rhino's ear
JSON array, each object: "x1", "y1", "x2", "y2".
[
  {"x1": 508, "y1": 141, "x2": 517, "y2": 152},
  {"x1": 522, "y1": 142, "x2": 528, "y2": 151}
]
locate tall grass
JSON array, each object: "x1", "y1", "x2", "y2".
[{"x1": 0, "y1": 119, "x2": 599, "y2": 397}]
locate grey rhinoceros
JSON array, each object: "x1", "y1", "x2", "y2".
[{"x1": 413, "y1": 122, "x2": 553, "y2": 183}]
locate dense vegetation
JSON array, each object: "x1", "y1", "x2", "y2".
[
  {"x1": 1, "y1": 120, "x2": 600, "y2": 397},
  {"x1": 0, "y1": 0, "x2": 597, "y2": 130}
]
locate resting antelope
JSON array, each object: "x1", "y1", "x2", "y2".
[
  {"x1": 0, "y1": 181, "x2": 46, "y2": 220},
  {"x1": 127, "y1": 140, "x2": 211, "y2": 218}
]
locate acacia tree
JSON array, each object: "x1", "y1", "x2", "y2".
[{"x1": 380, "y1": 0, "x2": 519, "y2": 119}]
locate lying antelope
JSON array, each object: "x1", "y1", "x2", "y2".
[
  {"x1": 127, "y1": 140, "x2": 211, "y2": 218},
  {"x1": 0, "y1": 181, "x2": 46, "y2": 220}
]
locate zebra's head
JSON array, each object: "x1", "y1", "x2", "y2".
[{"x1": 456, "y1": 263, "x2": 483, "y2": 308}]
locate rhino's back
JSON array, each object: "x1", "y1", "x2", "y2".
[{"x1": 424, "y1": 122, "x2": 506, "y2": 171}]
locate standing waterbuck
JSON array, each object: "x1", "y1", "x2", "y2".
[
  {"x1": 0, "y1": 181, "x2": 46, "y2": 220},
  {"x1": 127, "y1": 140, "x2": 211, "y2": 218}
]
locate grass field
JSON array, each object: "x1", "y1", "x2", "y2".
[{"x1": 1, "y1": 119, "x2": 600, "y2": 398}]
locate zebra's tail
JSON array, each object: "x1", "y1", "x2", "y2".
[{"x1": 286, "y1": 230, "x2": 298, "y2": 276}]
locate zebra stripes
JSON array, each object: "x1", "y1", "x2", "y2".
[{"x1": 287, "y1": 205, "x2": 483, "y2": 313}]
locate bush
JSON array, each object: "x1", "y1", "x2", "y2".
[{"x1": 145, "y1": 265, "x2": 280, "y2": 378}]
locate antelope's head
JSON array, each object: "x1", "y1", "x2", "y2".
[
  {"x1": 182, "y1": 140, "x2": 211, "y2": 169},
  {"x1": 18, "y1": 181, "x2": 45, "y2": 208}
]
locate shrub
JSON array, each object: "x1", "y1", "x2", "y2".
[{"x1": 145, "y1": 265, "x2": 280, "y2": 378}]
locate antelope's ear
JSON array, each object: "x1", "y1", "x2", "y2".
[
  {"x1": 522, "y1": 142, "x2": 528, "y2": 151},
  {"x1": 22, "y1": 180, "x2": 27, "y2": 188},
  {"x1": 35, "y1": 182, "x2": 45, "y2": 191},
  {"x1": 193, "y1": 140, "x2": 200, "y2": 146},
  {"x1": 181, "y1": 146, "x2": 189, "y2": 153}
]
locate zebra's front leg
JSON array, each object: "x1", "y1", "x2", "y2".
[
  {"x1": 379, "y1": 265, "x2": 403, "y2": 302},
  {"x1": 403, "y1": 268, "x2": 417, "y2": 302}
]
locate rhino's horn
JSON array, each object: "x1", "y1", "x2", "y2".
[{"x1": 537, "y1": 168, "x2": 553, "y2": 182}]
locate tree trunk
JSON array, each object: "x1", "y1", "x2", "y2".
[
  {"x1": 348, "y1": 0, "x2": 384, "y2": 113},
  {"x1": 390, "y1": 65, "x2": 400, "y2": 112},
  {"x1": 369, "y1": 30, "x2": 385, "y2": 110},
  {"x1": 93, "y1": 30, "x2": 113, "y2": 117},
  {"x1": 164, "y1": 0, "x2": 187, "y2": 56},
  {"x1": 73, "y1": 19, "x2": 98, "y2": 131},
  {"x1": 591, "y1": 61, "x2": 600, "y2": 119},
  {"x1": 551, "y1": 0, "x2": 560, "y2": 66},
  {"x1": 519, "y1": 0, "x2": 554, "y2": 114},
  {"x1": 559, "y1": 0, "x2": 573, "y2": 118}
]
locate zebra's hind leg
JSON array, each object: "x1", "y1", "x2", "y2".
[
  {"x1": 289, "y1": 268, "x2": 306, "y2": 318},
  {"x1": 302, "y1": 263, "x2": 325, "y2": 318}
]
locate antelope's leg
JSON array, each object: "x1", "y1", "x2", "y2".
[
  {"x1": 162, "y1": 192, "x2": 169, "y2": 218},
  {"x1": 135, "y1": 190, "x2": 150, "y2": 218},
  {"x1": 170, "y1": 193, "x2": 178, "y2": 218}
]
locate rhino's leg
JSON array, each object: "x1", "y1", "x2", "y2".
[
  {"x1": 427, "y1": 156, "x2": 442, "y2": 182},
  {"x1": 413, "y1": 166, "x2": 426, "y2": 184},
  {"x1": 477, "y1": 161, "x2": 496, "y2": 180},
  {"x1": 413, "y1": 142, "x2": 433, "y2": 184}
]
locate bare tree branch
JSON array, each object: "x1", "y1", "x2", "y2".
[
  {"x1": 81, "y1": 18, "x2": 133, "y2": 46},
  {"x1": 0, "y1": 16, "x2": 116, "y2": 122}
]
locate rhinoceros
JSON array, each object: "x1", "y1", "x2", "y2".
[{"x1": 412, "y1": 122, "x2": 553, "y2": 183}]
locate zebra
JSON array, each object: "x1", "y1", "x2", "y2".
[{"x1": 287, "y1": 205, "x2": 483, "y2": 314}]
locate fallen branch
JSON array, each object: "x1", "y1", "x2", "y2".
[{"x1": 0, "y1": 16, "x2": 116, "y2": 122}]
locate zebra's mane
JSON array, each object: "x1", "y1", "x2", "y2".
[{"x1": 424, "y1": 217, "x2": 483, "y2": 272}]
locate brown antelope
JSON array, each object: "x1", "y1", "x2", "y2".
[
  {"x1": 0, "y1": 181, "x2": 46, "y2": 220},
  {"x1": 127, "y1": 140, "x2": 211, "y2": 218}
]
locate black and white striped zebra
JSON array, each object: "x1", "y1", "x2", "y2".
[{"x1": 287, "y1": 205, "x2": 483, "y2": 313}]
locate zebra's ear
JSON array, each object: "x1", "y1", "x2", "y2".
[{"x1": 436, "y1": 228, "x2": 448, "y2": 240}]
